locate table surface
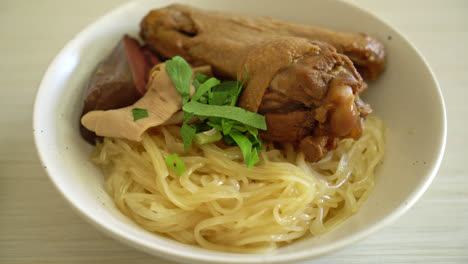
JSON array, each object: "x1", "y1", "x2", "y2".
[{"x1": 1, "y1": 0, "x2": 467, "y2": 263}]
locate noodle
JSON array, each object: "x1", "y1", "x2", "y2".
[{"x1": 91, "y1": 115, "x2": 385, "y2": 253}]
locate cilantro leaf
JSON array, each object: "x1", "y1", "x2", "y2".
[
  {"x1": 198, "y1": 96, "x2": 208, "y2": 104},
  {"x1": 245, "y1": 126, "x2": 258, "y2": 139},
  {"x1": 181, "y1": 123, "x2": 196, "y2": 152},
  {"x1": 232, "y1": 67, "x2": 248, "y2": 106},
  {"x1": 229, "y1": 131, "x2": 260, "y2": 168},
  {"x1": 210, "y1": 117, "x2": 222, "y2": 124},
  {"x1": 183, "y1": 101, "x2": 267, "y2": 130},
  {"x1": 165, "y1": 154, "x2": 186, "y2": 176},
  {"x1": 206, "y1": 120, "x2": 223, "y2": 131},
  {"x1": 221, "y1": 119, "x2": 235, "y2": 135},
  {"x1": 183, "y1": 111, "x2": 195, "y2": 124},
  {"x1": 251, "y1": 137, "x2": 263, "y2": 152},
  {"x1": 194, "y1": 123, "x2": 212, "y2": 133},
  {"x1": 166, "y1": 56, "x2": 192, "y2": 105},
  {"x1": 210, "y1": 81, "x2": 237, "y2": 106},
  {"x1": 193, "y1": 73, "x2": 208, "y2": 90},
  {"x1": 191, "y1": 77, "x2": 220, "y2": 102},
  {"x1": 248, "y1": 148, "x2": 260, "y2": 168},
  {"x1": 198, "y1": 115, "x2": 209, "y2": 121},
  {"x1": 232, "y1": 124, "x2": 248, "y2": 132},
  {"x1": 223, "y1": 134, "x2": 236, "y2": 146},
  {"x1": 132, "y1": 108, "x2": 148, "y2": 121},
  {"x1": 230, "y1": 124, "x2": 258, "y2": 138}
]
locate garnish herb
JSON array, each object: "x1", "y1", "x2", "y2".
[
  {"x1": 210, "y1": 81, "x2": 238, "y2": 106},
  {"x1": 165, "y1": 56, "x2": 266, "y2": 170},
  {"x1": 221, "y1": 119, "x2": 234, "y2": 135},
  {"x1": 192, "y1": 72, "x2": 208, "y2": 91},
  {"x1": 183, "y1": 101, "x2": 266, "y2": 130},
  {"x1": 193, "y1": 129, "x2": 223, "y2": 145},
  {"x1": 191, "y1": 78, "x2": 220, "y2": 102},
  {"x1": 165, "y1": 56, "x2": 192, "y2": 105},
  {"x1": 164, "y1": 154, "x2": 186, "y2": 176},
  {"x1": 193, "y1": 73, "x2": 209, "y2": 90},
  {"x1": 229, "y1": 131, "x2": 260, "y2": 169},
  {"x1": 131, "y1": 108, "x2": 148, "y2": 121},
  {"x1": 180, "y1": 123, "x2": 196, "y2": 152}
]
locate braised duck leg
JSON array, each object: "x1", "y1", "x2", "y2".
[{"x1": 139, "y1": 4, "x2": 376, "y2": 161}]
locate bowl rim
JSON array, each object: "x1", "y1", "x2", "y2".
[{"x1": 33, "y1": 0, "x2": 447, "y2": 263}]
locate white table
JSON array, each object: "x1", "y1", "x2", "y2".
[{"x1": 1, "y1": 0, "x2": 466, "y2": 263}]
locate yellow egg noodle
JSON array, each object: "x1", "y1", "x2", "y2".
[{"x1": 92, "y1": 115, "x2": 385, "y2": 253}]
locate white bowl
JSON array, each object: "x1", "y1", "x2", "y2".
[{"x1": 33, "y1": 0, "x2": 446, "y2": 263}]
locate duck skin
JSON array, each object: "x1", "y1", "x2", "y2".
[{"x1": 140, "y1": 4, "x2": 385, "y2": 80}]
